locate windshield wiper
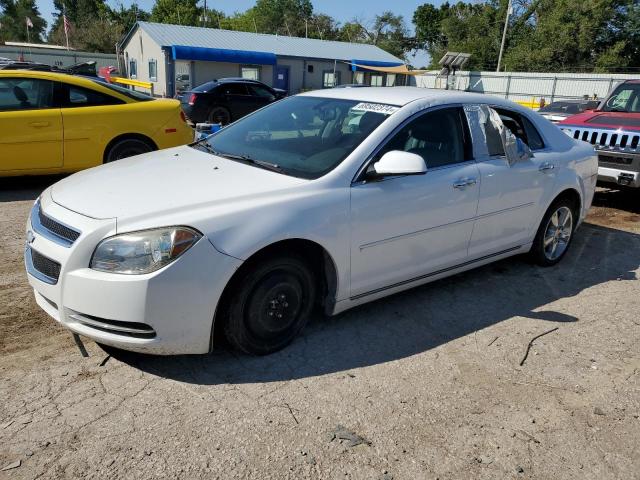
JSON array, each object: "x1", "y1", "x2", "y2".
[{"x1": 198, "y1": 146, "x2": 283, "y2": 173}]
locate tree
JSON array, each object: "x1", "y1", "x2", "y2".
[
  {"x1": 150, "y1": 0, "x2": 199, "y2": 26},
  {"x1": 0, "y1": 0, "x2": 47, "y2": 42}
]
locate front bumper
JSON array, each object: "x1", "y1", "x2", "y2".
[
  {"x1": 596, "y1": 151, "x2": 640, "y2": 188},
  {"x1": 25, "y1": 190, "x2": 242, "y2": 355}
]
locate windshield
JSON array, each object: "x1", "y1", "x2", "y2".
[
  {"x1": 602, "y1": 83, "x2": 640, "y2": 113},
  {"x1": 197, "y1": 96, "x2": 395, "y2": 179},
  {"x1": 89, "y1": 78, "x2": 154, "y2": 102}
]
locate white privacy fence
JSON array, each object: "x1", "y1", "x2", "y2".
[{"x1": 414, "y1": 71, "x2": 638, "y2": 104}]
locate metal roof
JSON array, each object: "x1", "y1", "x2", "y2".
[{"x1": 128, "y1": 21, "x2": 403, "y2": 64}]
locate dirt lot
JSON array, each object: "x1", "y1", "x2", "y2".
[{"x1": 0, "y1": 177, "x2": 638, "y2": 480}]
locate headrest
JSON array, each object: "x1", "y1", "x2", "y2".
[{"x1": 13, "y1": 86, "x2": 28, "y2": 103}]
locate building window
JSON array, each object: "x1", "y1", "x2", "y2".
[
  {"x1": 370, "y1": 74, "x2": 383, "y2": 86},
  {"x1": 148, "y1": 59, "x2": 157, "y2": 82},
  {"x1": 241, "y1": 66, "x2": 260, "y2": 81},
  {"x1": 323, "y1": 70, "x2": 340, "y2": 88},
  {"x1": 307, "y1": 64, "x2": 314, "y2": 73},
  {"x1": 386, "y1": 73, "x2": 396, "y2": 87},
  {"x1": 129, "y1": 59, "x2": 137, "y2": 79},
  {"x1": 354, "y1": 71, "x2": 365, "y2": 85}
]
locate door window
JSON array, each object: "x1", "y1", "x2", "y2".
[
  {"x1": 222, "y1": 83, "x2": 249, "y2": 96},
  {"x1": 247, "y1": 85, "x2": 275, "y2": 101},
  {"x1": 0, "y1": 78, "x2": 54, "y2": 111},
  {"x1": 65, "y1": 86, "x2": 124, "y2": 107},
  {"x1": 495, "y1": 108, "x2": 545, "y2": 150},
  {"x1": 377, "y1": 107, "x2": 472, "y2": 169}
]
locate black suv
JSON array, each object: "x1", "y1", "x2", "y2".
[{"x1": 178, "y1": 78, "x2": 286, "y2": 125}]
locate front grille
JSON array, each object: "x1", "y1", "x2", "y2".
[
  {"x1": 37, "y1": 206, "x2": 80, "y2": 244},
  {"x1": 30, "y1": 249, "x2": 61, "y2": 282},
  {"x1": 561, "y1": 126, "x2": 640, "y2": 153}
]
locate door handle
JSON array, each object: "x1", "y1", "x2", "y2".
[
  {"x1": 539, "y1": 162, "x2": 555, "y2": 172},
  {"x1": 453, "y1": 177, "x2": 477, "y2": 189},
  {"x1": 29, "y1": 122, "x2": 50, "y2": 128}
]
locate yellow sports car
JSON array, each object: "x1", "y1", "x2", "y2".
[{"x1": 0, "y1": 70, "x2": 193, "y2": 176}]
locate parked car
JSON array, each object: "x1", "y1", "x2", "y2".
[
  {"x1": 26, "y1": 88, "x2": 597, "y2": 356},
  {"x1": 0, "y1": 70, "x2": 193, "y2": 176},
  {"x1": 538, "y1": 99, "x2": 600, "y2": 123},
  {"x1": 559, "y1": 80, "x2": 640, "y2": 188},
  {"x1": 178, "y1": 77, "x2": 286, "y2": 125}
]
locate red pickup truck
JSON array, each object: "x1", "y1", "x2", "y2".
[{"x1": 559, "y1": 80, "x2": 640, "y2": 188}]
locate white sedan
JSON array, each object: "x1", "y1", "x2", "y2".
[{"x1": 25, "y1": 88, "x2": 597, "y2": 355}]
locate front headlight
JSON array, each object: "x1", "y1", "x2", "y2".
[{"x1": 90, "y1": 227, "x2": 201, "y2": 274}]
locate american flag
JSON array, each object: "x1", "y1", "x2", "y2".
[
  {"x1": 25, "y1": 17, "x2": 33, "y2": 28},
  {"x1": 63, "y1": 5, "x2": 71, "y2": 36}
]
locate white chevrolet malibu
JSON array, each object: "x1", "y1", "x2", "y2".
[{"x1": 25, "y1": 87, "x2": 597, "y2": 355}]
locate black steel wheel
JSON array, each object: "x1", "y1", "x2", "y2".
[
  {"x1": 207, "y1": 106, "x2": 231, "y2": 125},
  {"x1": 105, "y1": 138, "x2": 153, "y2": 163},
  {"x1": 224, "y1": 255, "x2": 316, "y2": 355}
]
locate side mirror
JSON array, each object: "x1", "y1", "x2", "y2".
[{"x1": 373, "y1": 151, "x2": 427, "y2": 177}]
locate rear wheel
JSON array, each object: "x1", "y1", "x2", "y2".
[
  {"x1": 105, "y1": 138, "x2": 153, "y2": 163},
  {"x1": 529, "y1": 198, "x2": 576, "y2": 266},
  {"x1": 207, "y1": 106, "x2": 231, "y2": 125},
  {"x1": 224, "y1": 255, "x2": 316, "y2": 355}
]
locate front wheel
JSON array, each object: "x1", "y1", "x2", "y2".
[
  {"x1": 529, "y1": 198, "x2": 576, "y2": 266},
  {"x1": 224, "y1": 255, "x2": 316, "y2": 355}
]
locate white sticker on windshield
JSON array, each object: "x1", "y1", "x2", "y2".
[{"x1": 352, "y1": 102, "x2": 399, "y2": 115}]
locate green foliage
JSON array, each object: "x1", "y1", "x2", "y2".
[
  {"x1": 150, "y1": 0, "x2": 199, "y2": 26},
  {"x1": 0, "y1": 0, "x2": 47, "y2": 42},
  {"x1": 413, "y1": 0, "x2": 640, "y2": 72}
]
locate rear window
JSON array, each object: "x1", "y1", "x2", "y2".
[
  {"x1": 193, "y1": 81, "x2": 217, "y2": 93},
  {"x1": 88, "y1": 78, "x2": 153, "y2": 101}
]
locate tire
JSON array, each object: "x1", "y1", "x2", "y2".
[
  {"x1": 224, "y1": 254, "x2": 316, "y2": 355},
  {"x1": 529, "y1": 197, "x2": 577, "y2": 266},
  {"x1": 207, "y1": 106, "x2": 231, "y2": 125},
  {"x1": 105, "y1": 138, "x2": 153, "y2": 163}
]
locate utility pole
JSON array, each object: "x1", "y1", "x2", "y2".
[{"x1": 496, "y1": 0, "x2": 512, "y2": 72}]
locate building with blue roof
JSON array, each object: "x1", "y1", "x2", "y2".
[{"x1": 119, "y1": 21, "x2": 405, "y2": 97}]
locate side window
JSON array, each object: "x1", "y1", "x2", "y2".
[
  {"x1": 0, "y1": 78, "x2": 54, "y2": 111},
  {"x1": 247, "y1": 85, "x2": 275, "y2": 101},
  {"x1": 482, "y1": 109, "x2": 505, "y2": 156},
  {"x1": 65, "y1": 86, "x2": 123, "y2": 107},
  {"x1": 129, "y1": 59, "x2": 137, "y2": 79},
  {"x1": 495, "y1": 108, "x2": 545, "y2": 151},
  {"x1": 148, "y1": 59, "x2": 157, "y2": 82},
  {"x1": 379, "y1": 107, "x2": 472, "y2": 168},
  {"x1": 222, "y1": 84, "x2": 249, "y2": 96}
]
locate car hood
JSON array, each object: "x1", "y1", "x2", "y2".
[
  {"x1": 559, "y1": 111, "x2": 640, "y2": 131},
  {"x1": 51, "y1": 146, "x2": 308, "y2": 221}
]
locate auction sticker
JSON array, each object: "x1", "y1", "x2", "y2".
[{"x1": 352, "y1": 103, "x2": 399, "y2": 115}]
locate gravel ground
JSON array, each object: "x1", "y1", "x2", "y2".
[{"x1": 0, "y1": 177, "x2": 638, "y2": 480}]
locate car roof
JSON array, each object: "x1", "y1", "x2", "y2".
[{"x1": 298, "y1": 86, "x2": 523, "y2": 109}]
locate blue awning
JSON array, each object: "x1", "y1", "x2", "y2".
[
  {"x1": 351, "y1": 59, "x2": 404, "y2": 72},
  {"x1": 171, "y1": 45, "x2": 277, "y2": 65}
]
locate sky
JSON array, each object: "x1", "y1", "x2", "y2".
[{"x1": 36, "y1": 0, "x2": 441, "y2": 66}]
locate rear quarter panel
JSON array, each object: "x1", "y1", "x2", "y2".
[{"x1": 61, "y1": 99, "x2": 192, "y2": 171}]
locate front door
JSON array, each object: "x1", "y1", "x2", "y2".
[
  {"x1": 350, "y1": 107, "x2": 480, "y2": 298},
  {"x1": 466, "y1": 105, "x2": 557, "y2": 257},
  {"x1": 0, "y1": 77, "x2": 62, "y2": 172},
  {"x1": 274, "y1": 66, "x2": 289, "y2": 92}
]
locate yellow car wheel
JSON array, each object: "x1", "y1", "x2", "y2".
[{"x1": 105, "y1": 137, "x2": 155, "y2": 163}]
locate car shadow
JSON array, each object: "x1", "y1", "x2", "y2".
[
  {"x1": 0, "y1": 175, "x2": 66, "y2": 202},
  {"x1": 104, "y1": 222, "x2": 639, "y2": 385},
  {"x1": 592, "y1": 187, "x2": 640, "y2": 215}
]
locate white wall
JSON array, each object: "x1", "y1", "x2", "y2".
[
  {"x1": 122, "y1": 27, "x2": 166, "y2": 96},
  {"x1": 415, "y1": 70, "x2": 638, "y2": 103}
]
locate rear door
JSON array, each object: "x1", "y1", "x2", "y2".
[
  {"x1": 466, "y1": 105, "x2": 556, "y2": 257},
  {"x1": 219, "y1": 83, "x2": 254, "y2": 119},
  {"x1": 0, "y1": 76, "x2": 62, "y2": 172}
]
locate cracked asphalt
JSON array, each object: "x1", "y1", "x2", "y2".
[{"x1": 1, "y1": 177, "x2": 639, "y2": 480}]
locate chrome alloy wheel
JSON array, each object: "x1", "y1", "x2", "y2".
[{"x1": 543, "y1": 206, "x2": 573, "y2": 261}]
